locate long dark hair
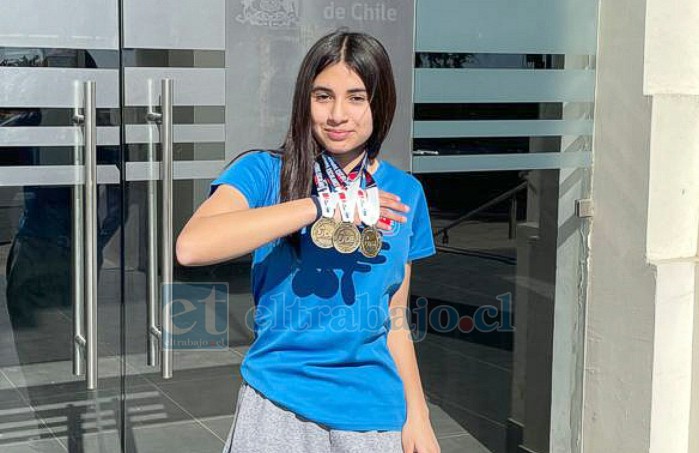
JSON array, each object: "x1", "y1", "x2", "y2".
[{"x1": 280, "y1": 30, "x2": 397, "y2": 251}]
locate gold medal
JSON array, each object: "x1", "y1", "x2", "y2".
[
  {"x1": 359, "y1": 226, "x2": 382, "y2": 258},
  {"x1": 332, "y1": 222, "x2": 361, "y2": 254},
  {"x1": 310, "y1": 217, "x2": 337, "y2": 249}
]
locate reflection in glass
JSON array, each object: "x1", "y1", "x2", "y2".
[
  {"x1": 410, "y1": 169, "x2": 582, "y2": 452},
  {"x1": 0, "y1": 46, "x2": 123, "y2": 449}
]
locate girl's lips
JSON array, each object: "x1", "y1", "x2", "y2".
[{"x1": 326, "y1": 130, "x2": 351, "y2": 141}]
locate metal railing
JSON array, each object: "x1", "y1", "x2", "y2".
[{"x1": 433, "y1": 181, "x2": 528, "y2": 245}]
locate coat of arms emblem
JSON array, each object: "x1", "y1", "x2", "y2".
[{"x1": 236, "y1": 0, "x2": 299, "y2": 28}]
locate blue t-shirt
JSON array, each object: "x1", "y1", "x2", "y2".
[{"x1": 210, "y1": 150, "x2": 436, "y2": 431}]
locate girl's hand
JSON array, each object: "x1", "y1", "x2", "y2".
[
  {"x1": 332, "y1": 190, "x2": 409, "y2": 230},
  {"x1": 376, "y1": 190, "x2": 409, "y2": 231},
  {"x1": 401, "y1": 411, "x2": 441, "y2": 453}
]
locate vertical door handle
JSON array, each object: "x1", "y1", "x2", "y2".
[
  {"x1": 146, "y1": 79, "x2": 174, "y2": 379},
  {"x1": 72, "y1": 80, "x2": 98, "y2": 390}
]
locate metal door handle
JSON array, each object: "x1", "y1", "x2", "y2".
[
  {"x1": 146, "y1": 78, "x2": 174, "y2": 379},
  {"x1": 72, "y1": 80, "x2": 98, "y2": 390}
]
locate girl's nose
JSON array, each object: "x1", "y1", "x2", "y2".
[{"x1": 328, "y1": 100, "x2": 347, "y2": 124}]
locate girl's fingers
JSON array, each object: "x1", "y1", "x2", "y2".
[
  {"x1": 380, "y1": 207, "x2": 407, "y2": 223},
  {"x1": 377, "y1": 189, "x2": 397, "y2": 200},
  {"x1": 379, "y1": 193, "x2": 410, "y2": 214},
  {"x1": 364, "y1": 190, "x2": 409, "y2": 230},
  {"x1": 376, "y1": 217, "x2": 393, "y2": 231},
  {"x1": 378, "y1": 190, "x2": 405, "y2": 205}
]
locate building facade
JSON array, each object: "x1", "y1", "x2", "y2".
[{"x1": 0, "y1": 1, "x2": 696, "y2": 452}]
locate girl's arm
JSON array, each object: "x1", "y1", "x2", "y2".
[
  {"x1": 177, "y1": 185, "x2": 409, "y2": 267},
  {"x1": 387, "y1": 262, "x2": 441, "y2": 452},
  {"x1": 176, "y1": 184, "x2": 317, "y2": 266},
  {"x1": 387, "y1": 262, "x2": 430, "y2": 418}
]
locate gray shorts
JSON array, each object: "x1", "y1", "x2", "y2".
[{"x1": 222, "y1": 381, "x2": 403, "y2": 453}]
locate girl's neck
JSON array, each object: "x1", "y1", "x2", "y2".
[{"x1": 330, "y1": 148, "x2": 365, "y2": 172}]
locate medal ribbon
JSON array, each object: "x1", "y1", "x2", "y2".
[
  {"x1": 312, "y1": 152, "x2": 365, "y2": 193},
  {"x1": 320, "y1": 152, "x2": 366, "y2": 192},
  {"x1": 356, "y1": 162, "x2": 380, "y2": 226},
  {"x1": 313, "y1": 152, "x2": 367, "y2": 221},
  {"x1": 312, "y1": 158, "x2": 337, "y2": 218},
  {"x1": 322, "y1": 153, "x2": 367, "y2": 223}
]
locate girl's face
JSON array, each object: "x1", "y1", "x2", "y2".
[{"x1": 310, "y1": 62, "x2": 374, "y2": 156}]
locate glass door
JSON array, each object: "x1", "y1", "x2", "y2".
[
  {"x1": 120, "y1": 1, "x2": 236, "y2": 450},
  {"x1": 409, "y1": 1, "x2": 598, "y2": 452},
  {"x1": 0, "y1": 2, "x2": 124, "y2": 451},
  {"x1": 0, "y1": 2, "x2": 234, "y2": 450}
]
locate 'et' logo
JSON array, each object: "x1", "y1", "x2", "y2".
[{"x1": 162, "y1": 283, "x2": 229, "y2": 350}]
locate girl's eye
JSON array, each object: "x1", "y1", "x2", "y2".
[
  {"x1": 350, "y1": 96, "x2": 367, "y2": 103},
  {"x1": 313, "y1": 93, "x2": 331, "y2": 102}
]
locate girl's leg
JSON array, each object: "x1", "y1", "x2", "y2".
[
  {"x1": 223, "y1": 381, "x2": 331, "y2": 453},
  {"x1": 222, "y1": 383, "x2": 247, "y2": 452},
  {"x1": 329, "y1": 429, "x2": 403, "y2": 453}
]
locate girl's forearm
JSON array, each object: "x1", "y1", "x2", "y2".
[
  {"x1": 176, "y1": 197, "x2": 317, "y2": 266},
  {"x1": 388, "y1": 319, "x2": 431, "y2": 418},
  {"x1": 387, "y1": 263, "x2": 431, "y2": 418}
]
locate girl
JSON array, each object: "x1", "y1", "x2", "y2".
[{"x1": 177, "y1": 30, "x2": 440, "y2": 453}]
